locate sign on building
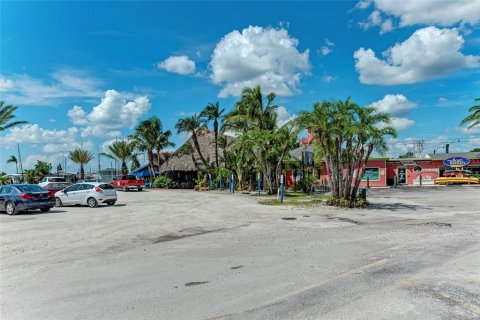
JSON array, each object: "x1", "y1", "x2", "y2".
[{"x1": 443, "y1": 157, "x2": 470, "y2": 167}]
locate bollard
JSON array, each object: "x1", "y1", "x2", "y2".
[
  {"x1": 257, "y1": 172, "x2": 261, "y2": 196},
  {"x1": 367, "y1": 177, "x2": 370, "y2": 189},
  {"x1": 231, "y1": 174, "x2": 235, "y2": 194},
  {"x1": 394, "y1": 176, "x2": 397, "y2": 188},
  {"x1": 219, "y1": 174, "x2": 222, "y2": 192},
  {"x1": 420, "y1": 175, "x2": 422, "y2": 186},
  {"x1": 280, "y1": 175, "x2": 284, "y2": 204},
  {"x1": 208, "y1": 173, "x2": 212, "y2": 191}
]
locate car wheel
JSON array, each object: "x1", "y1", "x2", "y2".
[
  {"x1": 5, "y1": 202, "x2": 17, "y2": 215},
  {"x1": 87, "y1": 197, "x2": 98, "y2": 208},
  {"x1": 55, "y1": 197, "x2": 63, "y2": 207},
  {"x1": 40, "y1": 207, "x2": 51, "y2": 213},
  {"x1": 123, "y1": 185, "x2": 128, "y2": 192},
  {"x1": 138, "y1": 187, "x2": 143, "y2": 191}
]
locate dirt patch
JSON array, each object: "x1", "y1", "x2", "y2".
[
  {"x1": 230, "y1": 265, "x2": 243, "y2": 270},
  {"x1": 327, "y1": 217, "x2": 363, "y2": 225},
  {"x1": 185, "y1": 281, "x2": 209, "y2": 287},
  {"x1": 281, "y1": 217, "x2": 297, "y2": 221},
  {"x1": 408, "y1": 222, "x2": 452, "y2": 228},
  {"x1": 152, "y1": 228, "x2": 225, "y2": 244}
]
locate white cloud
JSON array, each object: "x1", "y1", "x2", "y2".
[
  {"x1": 369, "y1": 94, "x2": 417, "y2": 131},
  {"x1": 372, "y1": 0, "x2": 480, "y2": 29},
  {"x1": 369, "y1": 94, "x2": 417, "y2": 117},
  {"x1": 322, "y1": 74, "x2": 336, "y2": 83},
  {"x1": 276, "y1": 106, "x2": 297, "y2": 127},
  {"x1": 67, "y1": 89, "x2": 150, "y2": 138},
  {"x1": 42, "y1": 140, "x2": 93, "y2": 154},
  {"x1": 23, "y1": 154, "x2": 62, "y2": 170},
  {"x1": 320, "y1": 46, "x2": 332, "y2": 56},
  {"x1": 157, "y1": 55, "x2": 196, "y2": 75},
  {"x1": 0, "y1": 68, "x2": 103, "y2": 106},
  {"x1": 354, "y1": 27, "x2": 479, "y2": 85},
  {"x1": 0, "y1": 75, "x2": 14, "y2": 92},
  {"x1": 438, "y1": 97, "x2": 448, "y2": 104},
  {"x1": 0, "y1": 124, "x2": 79, "y2": 147},
  {"x1": 210, "y1": 25, "x2": 310, "y2": 98},
  {"x1": 319, "y1": 38, "x2": 335, "y2": 56},
  {"x1": 390, "y1": 117, "x2": 415, "y2": 131}
]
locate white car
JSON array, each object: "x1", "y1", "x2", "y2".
[
  {"x1": 54, "y1": 182, "x2": 117, "y2": 208},
  {"x1": 38, "y1": 176, "x2": 68, "y2": 188}
]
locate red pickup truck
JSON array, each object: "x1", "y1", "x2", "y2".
[{"x1": 111, "y1": 175, "x2": 144, "y2": 191}]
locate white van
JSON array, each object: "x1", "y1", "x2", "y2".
[{"x1": 38, "y1": 176, "x2": 67, "y2": 188}]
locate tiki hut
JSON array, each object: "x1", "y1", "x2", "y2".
[{"x1": 160, "y1": 129, "x2": 233, "y2": 188}]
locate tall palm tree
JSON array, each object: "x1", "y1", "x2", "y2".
[
  {"x1": 223, "y1": 86, "x2": 278, "y2": 132},
  {"x1": 68, "y1": 148, "x2": 94, "y2": 179},
  {"x1": 6, "y1": 155, "x2": 18, "y2": 174},
  {"x1": 0, "y1": 101, "x2": 28, "y2": 131},
  {"x1": 460, "y1": 98, "x2": 480, "y2": 129},
  {"x1": 101, "y1": 140, "x2": 138, "y2": 175},
  {"x1": 129, "y1": 116, "x2": 168, "y2": 179},
  {"x1": 155, "y1": 130, "x2": 175, "y2": 171},
  {"x1": 201, "y1": 102, "x2": 225, "y2": 167},
  {"x1": 175, "y1": 113, "x2": 208, "y2": 169}
]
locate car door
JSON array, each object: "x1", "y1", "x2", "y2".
[
  {"x1": 61, "y1": 184, "x2": 82, "y2": 204},
  {"x1": 0, "y1": 186, "x2": 12, "y2": 210},
  {"x1": 78, "y1": 184, "x2": 95, "y2": 204}
]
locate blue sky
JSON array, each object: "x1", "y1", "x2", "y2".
[{"x1": 1, "y1": 0, "x2": 480, "y2": 173}]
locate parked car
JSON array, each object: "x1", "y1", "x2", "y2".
[
  {"x1": 43, "y1": 182, "x2": 72, "y2": 197},
  {"x1": 38, "y1": 176, "x2": 67, "y2": 188},
  {"x1": 54, "y1": 183, "x2": 117, "y2": 208},
  {"x1": 77, "y1": 178, "x2": 101, "y2": 183},
  {"x1": 0, "y1": 184, "x2": 56, "y2": 215},
  {"x1": 111, "y1": 175, "x2": 144, "y2": 191}
]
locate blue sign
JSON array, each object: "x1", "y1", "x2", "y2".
[{"x1": 443, "y1": 157, "x2": 469, "y2": 167}]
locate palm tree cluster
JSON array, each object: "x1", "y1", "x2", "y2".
[
  {"x1": 460, "y1": 98, "x2": 480, "y2": 129},
  {"x1": 0, "y1": 101, "x2": 28, "y2": 132},
  {"x1": 297, "y1": 97, "x2": 396, "y2": 206}
]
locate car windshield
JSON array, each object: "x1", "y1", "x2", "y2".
[
  {"x1": 49, "y1": 178, "x2": 66, "y2": 182},
  {"x1": 16, "y1": 185, "x2": 46, "y2": 192},
  {"x1": 125, "y1": 175, "x2": 137, "y2": 180},
  {"x1": 99, "y1": 184, "x2": 114, "y2": 190}
]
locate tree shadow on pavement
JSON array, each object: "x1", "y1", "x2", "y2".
[{"x1": 366, "y1": 202, "x2": 429, "y2": 212}]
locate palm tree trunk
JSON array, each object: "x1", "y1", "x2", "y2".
[
  {"x1": 121, "y1": 160, "x2": 128, "y2": 175},
  {"x1": 80, "y1": 165, "x2": 85, "y2": 179},
  {"x1": 214, "y1": 119, "x2": 219, "y2": 168},
  {"x1": 148, "y1": 151, "x2": 155, "y2": 179},
  {"x1": 192, "y1": 133, "x2": 208, "y2": 169}
]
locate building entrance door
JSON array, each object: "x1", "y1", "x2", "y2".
[{"x1": 398, "y1": 167, "x2": 406, "y2": 184}]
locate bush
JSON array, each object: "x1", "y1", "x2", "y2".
[
  {"x1": 297, "y1": 176, "x2": 317, "y2": 193},
  {"x1": 326, "y1": 196, "x2": 368, "y2": 208},
  {"x1": 153, "y1": 176, "x2": 173, "y2": 189}
]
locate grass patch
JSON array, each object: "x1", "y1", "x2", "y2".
[{"x1": 259, "y1": 196, "x2": 327, "y2": 207}]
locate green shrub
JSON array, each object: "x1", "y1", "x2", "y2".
[
  {"x1": 153, "y1": 176, "x2": 173, "y2": 189},
  {"x1": 326, "y1": 196, "x2": 368, "y2": 208},
  {"x1": 297, "y1": 176, "x2": 317, "y2": 192}
]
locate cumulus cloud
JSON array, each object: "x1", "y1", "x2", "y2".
[
  {"x1": 157, "y1": 55, "x2": 196, "y2": 75},
  {"x1": 369, "y1": 94, "x2": 417, "y2": 131},
  {"x1": 0, "y1": 68, "x2": 103, "y2": 106},
  {"x1": 67, "y1": 89, "x2": 150, "y2": 137},
  {"x1": 354, "y1": 27, "x2": 479, "y2": 85},
  {"x1": 357, "y1": 0, "x2": 480, "y2": 33},
  {"x1": 210, "y1": 25, "x2": 310, "y2": 98},
  {"x1": 319, "y1": 38, "x2": 335, "y2": 56},
  {"x1": 276, "y1": 106, "x2": 297, "y2": 127},
  {"x1": 23, "y1": 154, "x2": 62, "y2": 170},
  {"x1": 0, "y1": 124, "x2": 79, "y2": 147},
  {"x1": 322, "y1": 74, "x2": 336, "y2": 83}
]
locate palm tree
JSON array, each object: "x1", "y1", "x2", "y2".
[
  {"x1": 178, "y1": 142, "x2": 198, "y2": 170},
  {"x1": 460, "y1": 98, "x2": 480, "y2": 129},
  {"x1": 130, "y1": 116, "x2": 168, "y2": 179},
  {"x1": 175, "y1": 113, "x2": 208, "y2": 169},
  {"x1": 0, "y1": 101, "x2": 28, "y2": 131},
  {"x1": 68, "y1": 148, "x2": 94, "y2": 179},
  {"x1": 223, "y1": 86, "x2": 278, "y2": 132},
  {"x1": 298, "y1": 97, "x2": 396, "y2": 206},
  {"x1": 101, "y1": 140, "x2": 138, "y2": 175},
  {"x1": 6, "y1": 155, "x2": 18, "y2": 174},
  {"x1": 155, "y1": 130, "x2": 175, "y2": 171},
  {"x1": 201, "y1": 102, "x2": 225, "y2": 168}
]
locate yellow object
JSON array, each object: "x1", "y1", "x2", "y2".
[{"x1": 435, "y1": 177, "x2": 480, "y2": 185}]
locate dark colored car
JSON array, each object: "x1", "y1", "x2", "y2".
[
  {"x1": 43, "y1": 182, "x2": 72, "y2": 197},
  {"x1": 0, "y1": 184, "x2": 56, "y2": 215}
]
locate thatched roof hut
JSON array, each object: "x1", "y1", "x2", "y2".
[{"x1": 160, "y1": 129, "x2": 233, "y2": 173}]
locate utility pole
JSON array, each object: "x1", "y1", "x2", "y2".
[{"x1": 17, "y1": 144, "x2": 24, "y2": 180}]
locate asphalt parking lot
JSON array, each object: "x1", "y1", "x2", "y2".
[{"x1": 1, "y1": 186, "x2": 479, "y2": 320}]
